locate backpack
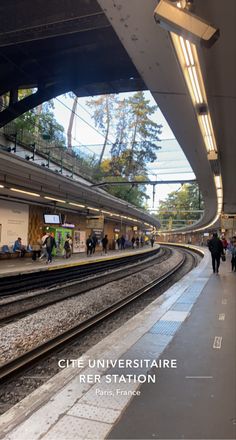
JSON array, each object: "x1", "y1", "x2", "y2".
[{"x1": 64, "y1": 240, "x2": 70, "y2": 250}]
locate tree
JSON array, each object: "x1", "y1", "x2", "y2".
[
  {"x1": 156, "y1": 183, "x2": 203, "y2": 229},
  {"x1": 124, "y1": 91, "x2": 162, "y2": 178},
  {"x1": 38, "y1": 103, "x2": 65, "y2": 146},
  {"x1": 86, "y1": 94, "x2": 117, "y2": 165},
  {"x1": 66, "y1": 92, "x2": 78, "y2": 149}
]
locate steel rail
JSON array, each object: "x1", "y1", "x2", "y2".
[
  {"x1": 0, "y1": 248, "x2": 160, "y2": 296},
  {"x1": 0, "y1": 248, "x2": 170, "y2": 322},
  {"x1": 0, "y1": 250, "x2": 195, "y2": 381}
]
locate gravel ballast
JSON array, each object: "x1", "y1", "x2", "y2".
[{"x1": 0, "y1": 250, "x2": 183, "y2": 367}]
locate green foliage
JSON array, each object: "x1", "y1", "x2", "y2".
[
  {"x1": 156, "y1": 183, "x2": 204, "y2": 229},
  {"x1": 85, "y1": 91, "x2": 163, "y2": 207},
  {"x1": 38, "y1": 105, "x2": 65, "y2": 146}
]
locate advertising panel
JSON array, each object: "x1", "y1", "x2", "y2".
[
  {"x1": 0, "y1": 200, "x2": 29, "y2": 246},
  {"x1": 73, "y1": 230, "x2": 86, "y2": 253}
]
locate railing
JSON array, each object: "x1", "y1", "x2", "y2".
[{"x1": 0, "y1": 122, "x2": 96, "y2": 181}]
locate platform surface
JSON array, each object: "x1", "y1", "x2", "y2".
[
  {"x1": 0, "y1": 249, "x2": 235, "y2": 440},
  {"x1": 0, "y1": 245, "x2": 155, "y2": 278}
]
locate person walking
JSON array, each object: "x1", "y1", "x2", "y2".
[
  {"x1": 39, "y1": 232, "x2": 49, "y2": 260},
  {"x1": 208, "y1": 232, "x2": 224, "y2": 274},
  {"x1": 44, "y1": 232, "x2": 57, "y2": 264},
  {"x1": 102, "y1": 235, "x2": 108, "y2": 254}
]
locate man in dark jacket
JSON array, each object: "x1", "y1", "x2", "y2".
[
  {"x1": 102, "y1": 235, "x2": 108, "y2": 254},
  {"x1": 44, "y1": 232, "x2": 57, "y2": 264},
  {"x1": 208, "y1": 232, "x2": 224, "y2": 273},
  {"x1": 86, "y1": 235, "x2": 93, "y2": 256}
]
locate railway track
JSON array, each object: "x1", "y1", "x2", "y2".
[
  {"x1": 0, "y1": 248, "x2": 161, "y2": 296},
  {"x1": 0, "y1": 247, "x2": 171, "y2": 323},
  {"x1": 0, "y1": 248, "x2": 198, "y2": 381}
]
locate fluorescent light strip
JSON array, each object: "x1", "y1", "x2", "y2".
[
  {"x1": 214, "y1": 176, "x2": 221, "y2": 188},
  {"x1": 101, "y1": 210, "x2": 112, "y2": 215},
  {"x1": 185, "y1": 40, "x2": 194, "y2": 66},
  {"x1": 69, "y1": 202, "x2": 86, "y2": 208},
  {"x1": 180, "y1": 36, "x2": 190, "y2": 66},
  {"x1": 10, "y1": 188, "x2": 40, "y2": 197},
  {"x1": 188, "y1": 67, "x2": 201, "y2": 103},
  {"x1": 87, "y1": 207, "x2": 100, "y2": 212},
  {"x1": 172, "y1": 33, "x2": 219, "y2": 157},
  {"x1": 201, "y1": 114, "x2": 208, "y2": 135},
  {"x1": 191, "y1": 66, "x2": 203, "y2": 102},
  {"x1": 208, "y1": 135, "x2": 215, "y2": 151},
  {"x1": 203, "y1": 115, "x2": 211, "y2": 137},
  {"x1": 44, "y1": 196, "x2": 66, "y2": 203},
  {"x1": 205, "y1": 136, "x2": 214, "y2": 152}
]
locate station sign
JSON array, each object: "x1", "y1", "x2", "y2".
[
  {"x1": 86, "y1": 215, "x2": 104, "y2": 230},
  {"x1": 221, "y1": 215, "x2": 236, "y2": 230}
]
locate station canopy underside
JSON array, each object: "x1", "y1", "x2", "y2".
[{"x1": 0, "y1": 0, "x2": 235, "y2": 231}]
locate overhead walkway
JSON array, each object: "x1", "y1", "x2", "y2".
[{"x1": 0, "y1": 248, "x2": 235, "y2": 440}]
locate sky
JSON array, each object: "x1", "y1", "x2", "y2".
[{"x1": 52, "y1": 91, "x2": 195, "y2": 210}]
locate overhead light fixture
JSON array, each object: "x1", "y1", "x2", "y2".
[
  {"x1": 69, "y1": 202, "x2": 86, "y2": 208},
  {"x1": 154, "y1": 0, "x2": 219, "y2": 48},
  {"x1": 214, "y1": 175, "x2": 222, "y2": 189},
  {"x1": 44, "y1": 196, "x2": 66, "y2": 203},
  {"x1": 10, "y1": 188, "x2": 40, "y2": 197},
  {"x1": 171, "y1": 33, "x2": 218, "y2": 156},
  {"x1": 87, "y1": 207, "x2": 100, "y2": 212},
  {"x1": 0, "y1": 184, "x2": 4, "y2": 188},
  {"x1": 101, "y1": 210, "x2": 113, "y2": 215}
]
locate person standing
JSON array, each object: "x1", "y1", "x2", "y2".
[
  {"x1": 131, "y1": 236, "x2": 135, "y2": 249},
  {"x1": 102, "y1": 235, "x2": 108, "y2": 254},
  {"x1": 31, "y1": 236, "x2": 42, "y2": 261},
  {"x1": 44, "y1": 232, "x2": 57, "y2": 264},
  {"x1": 86, "y1": 235, "x2": 93, "y2": 256},
  {"x1": 120, "y1": 235, "x2": 126, "y2": 250},
  {"x1": 91, "y1": 234, "x2": 98, "y2": 254},
  {"x1": 230, "y1": 239, "x2": 236, "y2": 272},
  {"x1": 150, "y1": 236, "x2": 155, "y2": 247},
  {"x1": 221, "y1": 236, "x2": 228, "y2": 255},
  {"x1": 64, "y1": 234, "x2": 72, "y2": 259},
  {"x1": 208, "y1": 232, "x2": 224, "y2": 274}
]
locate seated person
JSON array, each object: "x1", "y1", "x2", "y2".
[{"x1": 13, "y1": 237, "x2": 26, "y2": 257}]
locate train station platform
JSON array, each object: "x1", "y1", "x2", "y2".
[
  {"x1": 0, "y1": 245, "x2": 156, "y2": 278},
  {"x1": 0, "y1": 248, "x2": 235, "y2": 440}
]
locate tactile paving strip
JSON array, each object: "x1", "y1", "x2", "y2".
[
  {"x1": 171, "y1": 303, "x2": 193, "y2": 312},
  {"x1": 149, "y1": 320, "x2": 182, "y2": 336}
]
